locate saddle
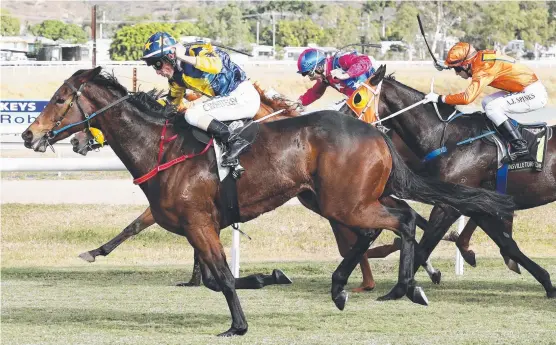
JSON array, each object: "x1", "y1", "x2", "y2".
[
  {"x1": 482, "y1": 116, "x2": 550, "y2": 172},
  {"x1": 192, "y1": 119, "x2": 260, "y2": 175}
]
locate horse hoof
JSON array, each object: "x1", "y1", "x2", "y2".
[
  {"x1": 547, "y1": 288, "x2": 556, "y2": 299},
  {"x1": 176, "y1": 281, "x2": 201, "y2": 287},
  {"x1": 506, "y1": 260, "x2": 521, "y2": 274},
  {"x1": 431, "y1": 271, "x2": 442, "y2": 285},
  {"x1": 217, "y1": 326, "x2": 248, "y2": 337},
  {"x1": 272, "y1": 269, "x2": 293, "y2": 285},
  {"x1": 377, "y1": 283, "x2": 406, "y2": 301},
  {"x1": 461, "y1": 250, "x2": 476, "y2": 267},
  {"x1": 406, "y1": 286, "x2": 429, "y2": 306},
  {"x1": 78, "y1": 252, "x2": 96, "y2": 263},
  {"x1": 333, "y1": 290, "x2": 348, "y2": 310},
  {"x1": 351, "y1": 285, "x2": 375, "y2": 293}
]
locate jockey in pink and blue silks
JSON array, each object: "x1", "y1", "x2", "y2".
[{"x1": 297, "y1": 48, "x2": 377, "y2": 106}]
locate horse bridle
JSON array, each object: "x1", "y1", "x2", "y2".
[{"x1": 46, "y1": 79, "x2": 130, "y2": 141}]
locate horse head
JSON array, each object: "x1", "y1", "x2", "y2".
[
  {"x1": 342, "y1": 65, "x2": 387, "y2": 124},
  {"x1": 71, "y1": 129, "x2": 105, "y2": 156},
  {"x1": 21, "y1": 67, "x2": 112, "y2": 152}
]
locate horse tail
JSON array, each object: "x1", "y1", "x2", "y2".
[{"x1": 381, "y1": 132, "x2": 515, "y2": 219}]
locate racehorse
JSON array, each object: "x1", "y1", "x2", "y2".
[
  {"x1": 22, "y1": 67, "x2": 516, "y2": 335},
  {"x1": 71, "y1": 83, "x2": 446, "y2": 290},
  {"x1": 352, "y1": 65, "x2": 556, "y2": 298}
]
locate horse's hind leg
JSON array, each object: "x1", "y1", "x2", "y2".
[
  {"x1": 331, "y1": 220, "x2": 378, "y2": 292},
  {"x1": 375, "y1": 206, "x2": 427, "y2": 305},
  {"x1": 472, "y1": 215, "x2": 555, "y2": 298},
  {"x1": 331, "y1": 228, "x2": 380, "y2": 310},
  {"x1": 78, "y1": 207, "x2": 154, "y2": 262},
  {"x1": 455, "y1": 218, "x2": 479, "y2": 267},
  {"x1": 176, "y1": 250, "x2": 202, "y2": 287},
  {"x1": 234, "y1": 269, "x2": 293, "y2": 289}
]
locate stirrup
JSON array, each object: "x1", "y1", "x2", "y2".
[{"x1": 221, "y1": 157, "x2": 239, "y2": 168}]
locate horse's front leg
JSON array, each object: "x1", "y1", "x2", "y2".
[
  {"x1": 79, "y1": 207, "x2": 154, "y2": 262},
  {"x1": 184, "y1": 220, "x2": 248, "y2": 336}
]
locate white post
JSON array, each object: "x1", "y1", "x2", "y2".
[
  {"x1": 256, "y1": 21, "x2": 260, "y2": 45},
  {"x1": 230, "y1": 224, "x2": 240, "y2": 278},
  {"x1": 455, "y1": 216, "x2": 465, "y2": 276},
  {"x1": 57, "y1": 149, "x2": 62, "y2": 177}
]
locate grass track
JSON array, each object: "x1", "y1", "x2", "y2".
[{"x1": 2, "y1": 260, "x2": 556, "y2": 345}]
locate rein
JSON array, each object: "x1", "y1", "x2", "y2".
[
  {"x1": 133, "y1": 120, "x2": 213, "y2": 185},
  {"x1": 47, "y1": 80, "x2": 130, "y2": 139}
]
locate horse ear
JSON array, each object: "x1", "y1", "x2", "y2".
[
  {"x1": 78, "y1": 66, "x2": 102, "y2": 83},
  {"x1": 370, "y1": 65, "x2": 386, "y2": 86}
]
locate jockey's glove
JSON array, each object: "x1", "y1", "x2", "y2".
[
  {"x1": 423, "y1": 91, "x2": 441, "y2": 104},
  {"x1": 434, "y1": 61, "x2": 449, "y2": 71}
]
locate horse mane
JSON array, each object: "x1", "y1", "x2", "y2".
[
  {"x1": 253, "y1": 82, "x2": 302, "y2": 117},
  {"x1": 83, "y1": 69, "x2": 181, "y2": 125}
]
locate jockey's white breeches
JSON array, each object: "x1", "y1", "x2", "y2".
[
  {"x1": 184, "y1": 81, "x2": 261, "y2": 131},
  {"x1": 482, "y1": 80, "x2": 548, "y2": 126}
]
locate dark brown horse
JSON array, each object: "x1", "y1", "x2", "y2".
[
  {"x1": 71, "y1": 84, "x2": 446, "y2": 291},
  {"x1": 23, "y1": 67, "x2": 516, "y2": 336},
  {"x1": 360, "y1": 65, "x2": 556, "y2": 297}
]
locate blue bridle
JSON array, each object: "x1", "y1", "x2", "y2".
[{"x1": 46, "y1": 80, "x2": 129, "y2": 139}]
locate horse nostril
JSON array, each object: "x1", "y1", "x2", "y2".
[
  {"x1": 70, "y1": 138, "x2": 78, "y2": 146},
  {"x1": 22, "y1": 130, "x2": 33, "y2": 142}
]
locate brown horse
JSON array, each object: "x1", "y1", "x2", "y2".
[
  {"x1": 23, "y1": 67, "x2": 515, "y2": 336},
  {"x1": 71, "y1": 83, "x2": 445, "y2": 291}
]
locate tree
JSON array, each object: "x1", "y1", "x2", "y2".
[
  {"x1": 271, "y1": 19, "x2": 324, "y2": 47},
  {"x1": 387, "y1": 2, "x2": 419, "y2": 60},
  {"x1": 197, "y1": 3, "x2": 253, "y2": 47},
  {"x1": 362, "y1": 1, "x2": 395, "y2": 39},
  {"x1": 0, "y1": 9, "x2": 20, "y2": 36},
  {"x1": 173, "y1": 21, "x2": 207, "y2": 38},
  {"x1": 30, "y1": 20, "x2": 87, "y2": 43},
  {"x1": 110, "y1": 23, "x2": 179, "y2": 61},
  {"x1": 318, "y1": 6, "x2": 370, "y2": 48}
]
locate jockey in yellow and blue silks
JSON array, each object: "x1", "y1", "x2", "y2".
[{"x1": 141, "y1": 32, "x2": 260, "y2": 167}]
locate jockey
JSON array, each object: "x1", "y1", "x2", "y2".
[
  {"x1": 141, "y1": 32, "x2": 260, "y2": 167},
  {"x1": 424, "y1": 42, "x2": 548, "y2": 160},
  {"x1": 296, "y1": 48, "x2": 377, "y2": 106}
]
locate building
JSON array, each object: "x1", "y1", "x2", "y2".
[{"x1": 0, "y1": 36, "x2": 56, "y2": 60}]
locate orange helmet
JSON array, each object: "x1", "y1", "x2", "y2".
[{"x1": 445, "y1": 42, "x2": 477, "y2": 67}]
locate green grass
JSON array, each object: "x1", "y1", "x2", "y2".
[
  {"x1": 2, "y1": 203, "x2": 556, "y2": 343},
  {"x1": 2, "y1": 260, "x2": 556, "y2": 345},
  {"x1": 3, "y1": 203, "x2": 555, "y2": 268}
]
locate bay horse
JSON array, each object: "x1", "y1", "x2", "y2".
[
  {"x1": 359, "y1": 65, "x2": 556, "y2": 297},
  {"x1": 23, "y1": 67, "x2": 516, "y2": 335},
  {"x1": 71, "y1": 84, "x2": 445, "y2": 291}
]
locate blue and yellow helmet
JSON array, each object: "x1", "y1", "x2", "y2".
[{"x1": 142, "y1": 32, "x2": 177, "y2": 60}]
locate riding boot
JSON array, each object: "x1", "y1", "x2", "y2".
[
  {"x1": 206, "y1": 119, "x2": 250, "y2": 167},
  {"x1": 497, "y1": 119, "x2": 529, "y2": 161}
]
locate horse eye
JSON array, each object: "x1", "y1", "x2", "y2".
[{"x1": 56, "y1": 99, "x2": 65, "y2": 105}]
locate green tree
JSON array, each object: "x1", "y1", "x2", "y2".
[
  {"x1": 387, "y1": 2, "x2": 419, "y2": 59},
  {"x1": 274, "y1": 19, "x2": 324, "y2": 47},
  {"x1": 361, "y1": 1, "x2": 395, "y2": 39},
  {"x1": 0, "y1": 9, "x2": 21, "y2": 36},
  {"x1": 173, "y1": 21, "x2": 207, "y2": 37},
  {"x1": 198, "y1": 4, "x2": 253, "y2": 47},
  {"x1": 319, "y1": 6, "x2": 370, "y2": 48},
  {"x1": 30, "y1": 20, "x2": 87, "y2": 43},
  {"x1": 110, "y1": 23, "x2": 179, "y2": 61}
]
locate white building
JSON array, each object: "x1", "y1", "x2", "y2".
[{"x1": 0, "y1": 36, "x2": 56, "y2": 60}]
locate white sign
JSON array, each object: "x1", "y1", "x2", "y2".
[{"x1": 0, "y1": 100, "x2": 49, "y2": 125}]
